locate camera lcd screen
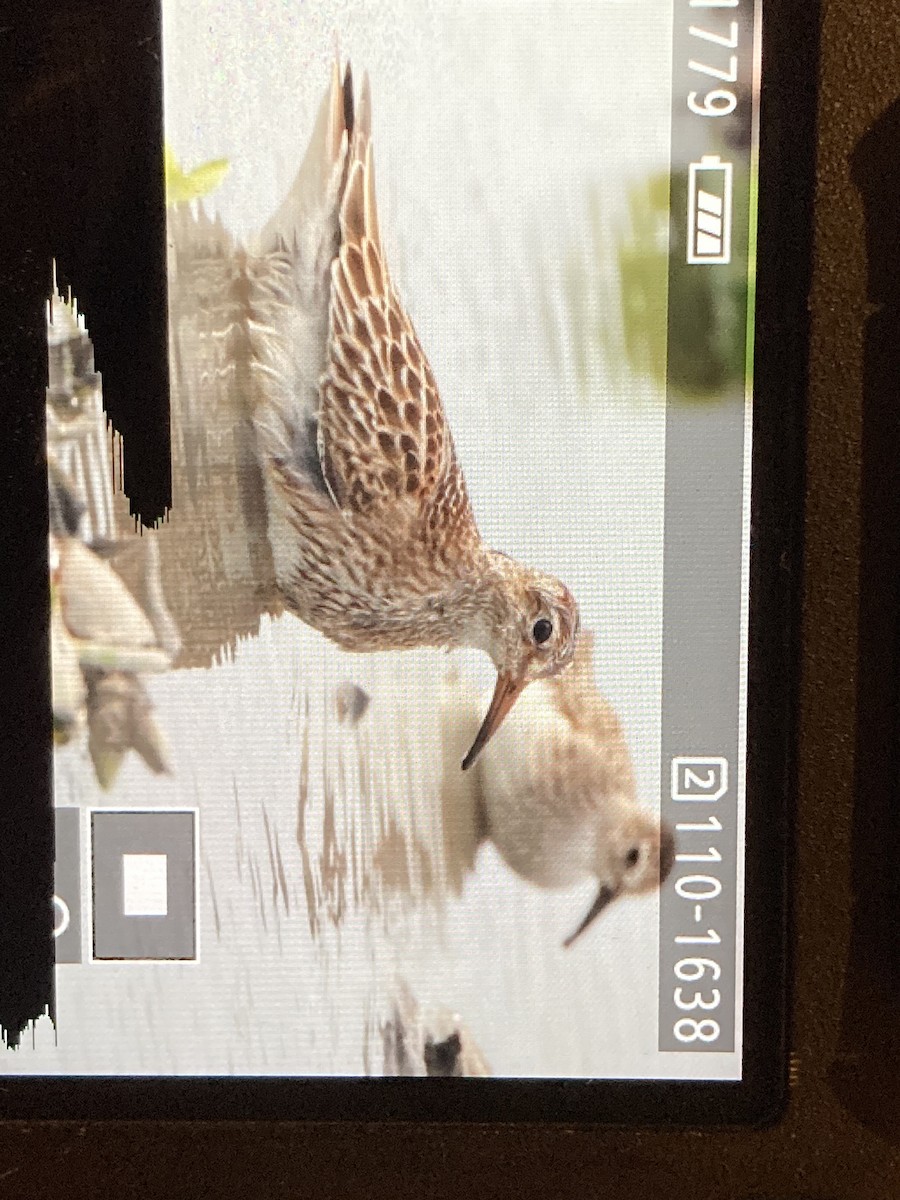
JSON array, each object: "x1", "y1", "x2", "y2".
[{"x1": 5, "y1": 0, "x2": 781, "y2": 1103}]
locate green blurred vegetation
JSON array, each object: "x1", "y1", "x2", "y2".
[
  {"x1": 655, "y1": 166, "x2": 750, "y2": 400},
  {"x1": 164, "y1": 144, "x2": 230, "y2": 206},
  {"x1": 540, "y1": 163, "x2": 753, "y2": 404}
]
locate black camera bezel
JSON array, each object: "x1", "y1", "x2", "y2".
[{"x1": 0, "y1": 0, "x2": 816, "y2": 1125}]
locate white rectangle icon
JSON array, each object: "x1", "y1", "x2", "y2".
[
  {"x1": 122, "y1": 853, "x2": 169, "y2": 917},
  {"x1": 687, "y1": 156, "x2": 733, "y2": 265}
]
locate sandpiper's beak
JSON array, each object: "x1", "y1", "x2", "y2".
[
  {"x1": 461, "y1": 671, "x2": 526, "y2": 771},
  {"x1": 562, "y1": 884, "x2": 617, "y2": 949}
]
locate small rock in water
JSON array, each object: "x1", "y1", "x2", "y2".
[
  {"x1": 381, "y1": 978, "x2": 491, "y2": 1077},
  {"x1": 334, "y1": 680, "x2": 371, "y2": 725}
]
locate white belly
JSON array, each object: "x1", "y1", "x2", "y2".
[{"x1": 476, "y1": 685, "x2": 596, "y2": 889}]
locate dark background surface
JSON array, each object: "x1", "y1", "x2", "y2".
[{"x1": 2, "y1": 0, "x2": 900, "y2": 1195}]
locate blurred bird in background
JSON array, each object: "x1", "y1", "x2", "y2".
[{"x1": 452, "y1": 631, "x2": 674, "y2": 946}]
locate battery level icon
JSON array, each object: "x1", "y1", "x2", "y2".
[{"x1": 687, "y1": 155, "x2": 733, "y2": 265}]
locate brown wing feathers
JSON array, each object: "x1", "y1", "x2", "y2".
[{"x1": 317, "y1": 65, "x2": 459, "y2": 524}]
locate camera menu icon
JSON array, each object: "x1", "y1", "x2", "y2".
[{"x1": 91, "y1": 810, "x2": 197, "y2": 961}]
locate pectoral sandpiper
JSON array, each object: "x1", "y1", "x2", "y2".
[
  {"x1": 245, "y1": 58, "x2": 579, "y2": 768},
  {"x1": 474, "y1": 632, "x2": 675, "y2": 946}
]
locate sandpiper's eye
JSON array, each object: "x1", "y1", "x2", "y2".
[
  {"x1": 532, "y1": 618, "x2": 553, "y2": 645},
  {"x1": 625, "y1": 846, "x2": 640, "y2": 868}
]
